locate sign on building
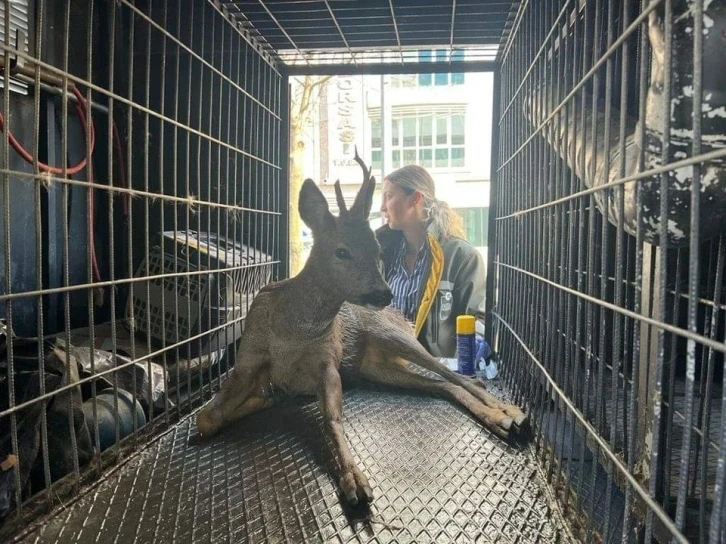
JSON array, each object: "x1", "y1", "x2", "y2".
[{"x1": 327, "y1": 76, "x2": 368, "y2": 184}]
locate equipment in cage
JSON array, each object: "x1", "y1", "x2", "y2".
[
  {"x1": 126, "y1": 230, "x2": 273, "y2": 359},
  {"x1": 81, "y1": 389, "x2": 146, "y2": 452},
  {"x1": 523, "y1": 0, "x2": 726, "y2": 247}
]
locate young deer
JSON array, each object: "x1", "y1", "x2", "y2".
[{"x1": 193, "y1": 152, "x2": 528, "y2": 506}]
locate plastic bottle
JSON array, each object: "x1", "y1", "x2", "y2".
[{"x1": 456, "y1": 315, "x2": 476, "y2": 376}]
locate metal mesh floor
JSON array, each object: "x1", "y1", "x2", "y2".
[{"x1": 15, "y1": 387, "x2": 571, "y2": 544}]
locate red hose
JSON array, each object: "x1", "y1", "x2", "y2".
[
  {"x1": 0, "y1": 86, "x2": 102, "y2": 281},
  {"x1": 0, "y1": 86, "x2": 95, "y2": 174},
  {"x1": 0, "y1": 86, "x2": 130, "y2": 288}
]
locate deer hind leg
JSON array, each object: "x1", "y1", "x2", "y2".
[
  {"x1": 358, "y1": 348, "x2": 513, "y2": 440},
  {"x1": 192, "y1": 348, "x2": 272, "y2": 442},
  {"x1": 370, "y1": 331, "x2": 528, "y2": 432},
  {"x1": 319, "y1": 363, "x2": 373, "y2": 506}
]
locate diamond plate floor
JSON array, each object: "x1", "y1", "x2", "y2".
[{"x1": 17, "y1": 387, "x2": 572, "y2": 544}]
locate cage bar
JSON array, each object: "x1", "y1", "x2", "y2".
[{"x1": 0, "y1": 1, "x2": 724, "y2": 543}]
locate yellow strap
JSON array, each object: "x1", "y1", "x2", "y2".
[{"x1": 414, "y1": 233, "x2": 444, "y2": 336}]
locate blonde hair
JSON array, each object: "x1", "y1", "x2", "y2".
[{"x1": 385, "y1": 164, "x2": 465, "y2": 239}]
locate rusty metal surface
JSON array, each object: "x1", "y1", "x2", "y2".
[{"x1": 15, "y1": 387, "x2": 572, "y2": 543}]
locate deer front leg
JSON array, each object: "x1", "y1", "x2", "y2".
[
  {"x1": 193, "y1": 347, "x2": 271, "y2": 441},
  {"x1": 319, "y1": 363, "x2": 373, "y2": 506},
  {"x1": 376, "y1": 331, "x2": 528, "y2": 430},
  {"x1": 359, "y1": 352, "x2": 513, "y2": 439}
]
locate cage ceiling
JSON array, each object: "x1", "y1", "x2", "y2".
[{"x1": 222, "y1": 0, "x2": 519, "y2": 72}]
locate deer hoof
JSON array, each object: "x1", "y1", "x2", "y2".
[
  {"x1": 195, "y1": 409, "x2": 218, "y2": 438},
  {"x1": 499, "y1": 416, "x2": 513, "y2": 432},
  {"x1": 340, "y1": 470, "x2": 374, "y2": 506},
  {"x1": 513, "y1": 413, "x2": 528, "y2": 429},
  {"x1": 189, "y1": 431, "x2": 210, "y2": 446},
  {"x1": 491, "y1": 425, "x2": 510, "y2": 441}
]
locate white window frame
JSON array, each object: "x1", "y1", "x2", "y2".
[{"x1": 370, "y1": 106, "x2": 466, "y2": 172}]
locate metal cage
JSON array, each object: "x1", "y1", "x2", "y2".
[
  {"x1": 1, "y1": 0, "x2": 725, "y2": 543},
  {"x1": 492, "y1": 0, "x2": 726, "y2": 542}
]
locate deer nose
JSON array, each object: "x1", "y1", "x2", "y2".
[{"x1": 362, "y1": 288, "x2": 392, "y2": 309}]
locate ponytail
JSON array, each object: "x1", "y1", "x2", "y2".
[
  {"x1": 426, "y1": 198, "x2": 465, "y2": 239},
  {"x1": 386, "y1": 164, "x2": 466, "y2": 240}
]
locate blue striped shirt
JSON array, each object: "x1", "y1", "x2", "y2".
[{"x1": 386, "y1": 236, "x2": 431, "y2": 325}]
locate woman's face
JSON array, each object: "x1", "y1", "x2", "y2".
[{"x1": 380, "y1": 179, "x2": 421, "y2": 230}]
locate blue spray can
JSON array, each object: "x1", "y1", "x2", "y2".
[{"x1": 456, "y1": 315, "x2": 476, "y2": 376}]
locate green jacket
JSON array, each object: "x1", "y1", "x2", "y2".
[{"x1": 375, "y1": 224, "x2": 487, "y2": 358}]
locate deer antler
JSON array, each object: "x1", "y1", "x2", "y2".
[
  {"x1": 349, "y1": 145, "x2": 375, "y2": 219},
  {"x1": 353, "y1": 145, "x2": 372, "y2": 184}
]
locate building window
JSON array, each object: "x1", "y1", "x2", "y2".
[
  {"x1": 451, "y1": 50, "x2": 465, "y2": 85},
  {"x1": 371, "y1": 150, "x2": 382, "y2": 171},
  {"x1": 457, "y1": 207, "x2": 489, "y2": 247},
  {"x1": 371, "y1": 117, "x2": 382, "y2": 170},
  {"x1": 370, "y1": 107, "x2": 466, "y2": 171},
  {"x1": 389, "y1": 49, "x2": 465, "y2": 88},
  {"x1": 418, "y1": 50, "x2": 432, "y2": 87},
  {"x1": 371, "y1": 117, "x2": 382, "y2": 148}
]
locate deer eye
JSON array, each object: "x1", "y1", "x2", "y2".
[{"x1": 335, "y1": 248, "x2": 352, "y2": 260}]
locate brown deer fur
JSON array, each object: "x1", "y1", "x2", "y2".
[{"x1": 192, "y1": 151, "x2": 527, "y2": 506}]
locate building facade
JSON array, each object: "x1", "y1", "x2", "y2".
[{"x1": 298, "y1": 50, "x2": 493, "y2": 260}]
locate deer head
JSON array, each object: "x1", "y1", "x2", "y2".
[{"x1": 299, "y1": 148, "x2": 392, "y2": 310}]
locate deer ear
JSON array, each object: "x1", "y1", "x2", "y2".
[
  {"x1": 351, "y1": 173, "x2": 376, "y2": 220},
  {"x1": 299, "y1": 179, "x2": 335, "y2": 234},
  {"x1": 334, "y1": 180, "x2": 348, "y2": 216}
]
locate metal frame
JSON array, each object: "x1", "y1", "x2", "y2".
[
  {"x1": 277, "y1": 75, "x2": 291, "y2": 281},
  {"x1": 388, "y1": 0, "x2": 405, "y2": 64},
  {"x1": 484, "y1": 67, "x2": 501, "y2": 340},
  {"x1": 283, "y1": 60, "x2": 498, "y2": 77},
  {"x1": 222, "y1": 0, "x2": 517, "y2": 61}
]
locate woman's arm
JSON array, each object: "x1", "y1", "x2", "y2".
[{"x1": 452, "y1": 249, "x2": 487, "y2": 328}]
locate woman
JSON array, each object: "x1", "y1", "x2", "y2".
[{"x1": 376, "y1": 164, "x2": 487, "y2": 359}]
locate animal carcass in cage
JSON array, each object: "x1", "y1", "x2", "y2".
[
  {"x1": 524, "y1": 0, "x2": 726, "y2": 247},
  {"x1": 127, "y1": 231, "x2": 274, "y2": 359}
]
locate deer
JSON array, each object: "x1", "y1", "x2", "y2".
[{"x1": 192, "y1": 151, "x2": 528, "y2": 506}]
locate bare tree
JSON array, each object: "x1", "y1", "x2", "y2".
[{"x1": 289, "y1": 75, "x2": 332, "y2": 276}]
